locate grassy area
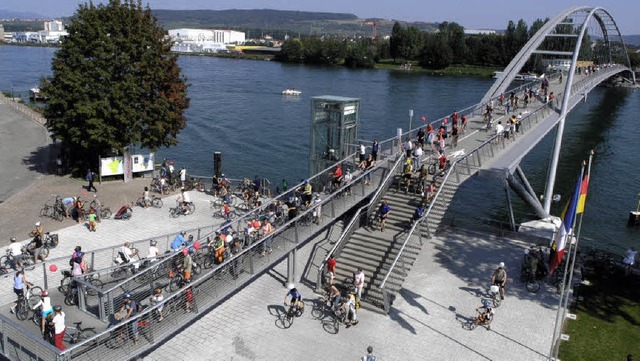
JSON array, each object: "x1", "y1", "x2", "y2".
[
  {"x1": 558, "y1": 272, "x2": 640, "y2": 361},
  {"x1": 375, "y1": 60, "x2": 501, "y2": 77}
]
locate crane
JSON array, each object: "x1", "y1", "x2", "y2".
[{"x1": 363, "y1": 21, "x2": 378, "y2": 39}]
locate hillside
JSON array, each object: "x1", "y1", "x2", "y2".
[{"x1": 152, "y1": 9, "x2": 437, "y2": 39}]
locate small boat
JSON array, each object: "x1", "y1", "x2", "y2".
[
  {"x1": 29, "y1": 87, "x2": 47, "y2": 101},
  {"x1": 282, "y1": 88, "x2": 302, "y2": 96}
]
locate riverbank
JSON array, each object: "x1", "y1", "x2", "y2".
[{"x1": 376, "y1": 59, "x2": 501, "y2": 77}]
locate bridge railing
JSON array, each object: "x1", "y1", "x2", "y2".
[
  {"x1": 315, "y1": 153, "x2": 405, "y2": 292},
  {"x1": 379, "y1": 92, "x2": 565, "y2": 313}
]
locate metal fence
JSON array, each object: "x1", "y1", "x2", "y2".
[{"x1": 378, "y1": 87, "x2": 567, "y2": 313}]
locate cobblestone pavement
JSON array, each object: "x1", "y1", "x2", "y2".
[{"x1": 142, "y1": 227, "x2": 559, "y2": 361}]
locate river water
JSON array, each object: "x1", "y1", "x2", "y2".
[{"x1": 0, "y1": 45, "x2": 637, "y2": 253}]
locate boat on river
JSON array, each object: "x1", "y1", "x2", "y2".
[
  {"x1": 282, "y1": 88, "x2": 302, "y2": 96},
  {"x1": 29, "y1": 87, "x2": 47, "y2": 101}
]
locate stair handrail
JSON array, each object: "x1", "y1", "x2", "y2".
[
  {"x1": 378, "y1": 92, "x2": 569, "y2": 313},
  {"x1": 315, "y1": 153, "x2": 406, "y2": 291}
]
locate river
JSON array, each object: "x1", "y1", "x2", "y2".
[{"x1": 0, "y1": 45, "x2": 637, "y2": 253}]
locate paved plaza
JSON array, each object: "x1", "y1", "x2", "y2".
[{"x1": 142, "y1": 227, "x2": 558, "y2": 361}]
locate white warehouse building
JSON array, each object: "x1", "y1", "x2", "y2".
[{"x1": 168, "y1": 28, "x2": 245, "y2": 45}]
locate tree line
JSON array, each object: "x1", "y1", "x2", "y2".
[{"x1": 277, "y1": 18, "x2": 640, "y2": 70}]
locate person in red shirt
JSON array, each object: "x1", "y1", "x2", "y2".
[
  {"x1": 332, "y1": 164, "x2": 343, "y2": 189},
  {"x1": 327, "y1": 256, "x2": 337, "y2": 285}
]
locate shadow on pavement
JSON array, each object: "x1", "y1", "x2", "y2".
[{"x1": 21, "y1": 144, "x2": 54, "y2": 175}]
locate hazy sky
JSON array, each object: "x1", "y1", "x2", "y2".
[{"x1": 2, "y1": 0, "x2": 638, "y2": 34}]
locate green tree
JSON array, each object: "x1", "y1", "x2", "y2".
[
  {"x1": 420, "y1": 33, "x2": 452, "y2": 69},
  {"x1": 402, "y1": 26, "x2": 425, "y2": 61},
  {"x1": 278, "y1": 38, "x2": 305, "y2": 62},
  {"x1": 42, "y1": 0, "x2": 189, "y2": 172},
  {"x1": 344, "y1": 39, "x2": 376, "y2": 68},
  {"x1": 389, "y1": 22, "x2": 406, "y2": 62}
]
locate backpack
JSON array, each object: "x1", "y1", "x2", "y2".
[{"x1": 69, "y1": 258, "x2": 74, "y2": 267}]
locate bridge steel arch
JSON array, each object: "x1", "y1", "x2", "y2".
[{"x1": 481, "y1": 6, "x2": 634, "y2": 214}]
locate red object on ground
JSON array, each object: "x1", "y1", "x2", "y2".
[{"x1": 49, "y1": 264, "x2": 58, "y2": 272}]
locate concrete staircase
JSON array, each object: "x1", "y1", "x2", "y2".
[{"x1": 334, "y1": 172, "x2": 461, "y2": 311}]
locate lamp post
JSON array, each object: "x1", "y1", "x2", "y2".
[{"x1": 408, "y1": 109, "x2": 414, "y2": 140}]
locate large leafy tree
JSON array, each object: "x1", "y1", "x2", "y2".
[{"x1": 42, "y1": 0, "x2": 189, "y2": 171}]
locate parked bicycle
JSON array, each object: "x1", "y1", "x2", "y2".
[
  {"x1": 40, "y1": 194, "x2": 66, "y2": 221},
  {"x1": 63, "y1": 321, "x2": 98, "y2": 348}
]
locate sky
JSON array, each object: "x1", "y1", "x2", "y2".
[{"x1": 1, "y1": 0, "x2": 638, "y2": 34}]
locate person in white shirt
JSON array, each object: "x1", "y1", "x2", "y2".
[
  {"x1": 413, "y1": 146, "x2": 423, "y2": 172},
  {"x1": 119, "y1": 242, "x2": 139, "y2": 269},
  {"x1": 179, "y1": 188, "x2": 191, "y2": 214},
  {"x1": 8, "y1": 237, "x2": 23, "y2": 265},
  {"x1": 495, "y1": 121, "x2": 505, "y2": 143},
  {"x1": 179, "y1": 167, "x2": 187, "y2": 188},
  {"x1": 354, "y1": 268, "x2": 365, "y2": 301},
  {"x1": 32, "y1": 290, "x2": 53, "y2": 334},
  {"x1": 147, "y1": 240, "x2": 160, "y2": 259},
  {"x1": 149, "y1": 287, "x2": 165, "y2": 321},
  {"x1": 358, "y1": 143, "x2": 366, "y2": 163},
  {"x1": 52, "y1": 305, "x2": 66, "y2": 350}
]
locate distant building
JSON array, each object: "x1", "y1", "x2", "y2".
[
  {"x1": 0, "y1": 24, "x2": 4, "y2": 42},
  {"x1": 167, "y1": 28, "x2": 245, "y2": 53},
  {"x1": 464, "y1": 29, "x2": 496, "y2": 35},
  {"x1": 12, "y1": 20, "x2": 67, "y2": 43},
  {"x1": 542, "y1": 59, "x2": 572, "y2": 71}
]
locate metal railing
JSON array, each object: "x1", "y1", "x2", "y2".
[
  {"x1": 314, "y1": 153, "x2": 406, "y2": 291},
  {"x1": 378, "y1": 87, "x2": 571, "y2": 313}
]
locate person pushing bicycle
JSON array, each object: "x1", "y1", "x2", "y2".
[{"x1": 491, "y1": 262, "x2": 507, "y2": 300}]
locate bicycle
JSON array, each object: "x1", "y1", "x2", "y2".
[
  {"x1": 520, "y1": 266, "x2": 540, "y2": 293},
  {"x1": 213, "y1": 209, "x2": 238, "y2": 220},
  {"x1": 63, "y1": 321, "x2": 98, "y2": 346},
  {"x1": 32, "y1": 232, "x2": 59, "y2": 259},
  {"x1": 15, "y1": 285, "x2": 43, "y2": 320},
  {"x1": 169, "y1": 202, "x2": 195, "y2": 218},
  {"x1": 281, "y1": 300, "x2": 305, "y2": 328},
  {"x1": 40, "y1": 195, "x2": 66, "y2": 221},
  {"x1": 136, "y1": 195, "x2": 163, "y2": 208},
  {"x1": 105, "y1": 311, "x2": 152, "y2": 349},
  {"x1": 463, "y1": 308, "x2": 494, "y2": 331},
  {"x1": 487, "y1": 285, "x2": 502, "y2": 307}
]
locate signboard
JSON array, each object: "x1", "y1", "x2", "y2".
[
  {"x1": 131, "y1": 153, "x2": 154, "y2": 173},
  {"x1": 123, "y1": 151, "x2": 133, "y2": 183},
  {"x1": 100, "y1": 156, "x2": 124, "y2": 176},
  {"x1": 99, "y1": 152, "x2": 154, "y2": 178}
]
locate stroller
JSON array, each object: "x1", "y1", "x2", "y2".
[{"x1": 113, "y1": 204, "x2": 133, "y2": 220}]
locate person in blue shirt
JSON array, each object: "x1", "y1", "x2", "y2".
[
  {"x1": 378, "y1": 200, "x2": 391, "y2": 232},
  {"x1": 171, "y1": 231, "x2": 187, "y2": 251},
  {"x1": 283, "y1": 284, "x2": 304, "y2": 312}
]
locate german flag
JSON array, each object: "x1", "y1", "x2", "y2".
[{"x1": 576, "y1": 174, "x2": 589, "y2": 214}]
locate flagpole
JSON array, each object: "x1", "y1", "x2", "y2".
[
  {"x1": 554, "y1": 152, "x2": 593, "y2": 358},
  {"x1": 574, "y1": 150, "x2": 594, "y2": 245},
  {"x1": 549, "y1": 162, "x2": 585, "y2": 360}
]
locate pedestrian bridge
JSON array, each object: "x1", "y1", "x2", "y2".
[{"x1": 0, "y1": 5, "x2": 635, "y2": 361}]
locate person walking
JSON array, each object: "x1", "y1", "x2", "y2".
[
  {"x1": 354, "y1": 268, "x2": 365, "y2": 302},
  {"x1": 85, "y1": 169, "x2": 97, "y2": 192},
  {"x1": 491, "y1": 262, "x2": 508, "y2": 300},
  {"x1": 361, "y1": 346, "x2": 377, "y2": 361},
  {"x1": 179, "y1": 167, "x2": 187, "y2": 189}
]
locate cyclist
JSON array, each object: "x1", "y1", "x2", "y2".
[
  {"x1": 332, "y1": 164, "x2": 343, "y2": 190},
  {"x1": 149, "y1": 287, "x2": 164, "y2": 322},
  {"x1": 327, "y1": 283, "x2": 342, "y2": 311},
  {"x1": 8, "y1": 237, "x2": 24, "y2": 267},
  {"x1": 147, "y1": 240, "x2": 161, "y2": 260},
  {"x1": 285, "y1": 196, "x2": 297, "y2": 221},
  {"x1": 491, "y1": 262, "x2": 507, "y2": 300},
  {"x1": 28, "y1": 233, "x2": 45, "y2": 264},
  {"x1": 301, "y1": 180, "x2": 313, "y2": 206},
  {"x1": 119, "y1": 293, "x2": 140, "y2": 343},
  {"x1": 30, "y1": 221, "x2": 44, "y2": 239},
  {"x1": 343, "y1": 293, "x2": 359, "y2": 327},
  {"x1": 284, "y1": 284, "x2": 304, "y2": 312},
  {"x1": 32, "y1": 290, "x2": 53, "y2": 334},
  {"x1": 181, "y1": 248, "x2": 192, "y2": 281},
  {"x1": 10, "y1": 269, "x2": 32, "y2": 314},
  {"x1": 143, "y1": 186, "x2": 151, "y2": 208},
  {"x1": 438, "y1": 150, "x2": 448, "y2": 171},
  {"x1": 378, "y1": 200, "x2": 391, "y2": 232},
  {"x1": 171, "y1": 231, "x2": 187, "y2": 251},
  {"x1": 178, "y1": 188, "x2": 191, "y2": 215},
  {"x1": 475, "y1": 299, "x2": 495, "y2": 326}
]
